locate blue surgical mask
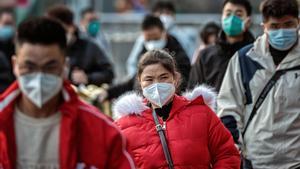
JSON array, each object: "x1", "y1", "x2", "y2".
[
  {"x1": 222, "y1": 14, "x2": 244, "y2": 36},
  {"x1": 268, "y1": 28, "x2": 298, "y2": 51},
  {"x1": 0, "y1": 26, "x2": 14, "y2": 41}
]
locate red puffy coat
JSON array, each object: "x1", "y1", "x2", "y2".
[
  {"x1": 113, "y1": 85, "x2": 240, "y2": 169},
  {"x1": 0, "y1": 81, "x2": 135, "y2": 169}
]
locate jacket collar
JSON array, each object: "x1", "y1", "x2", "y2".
[{"x1": 112, "y1": 85, "x2": 216, "y2": 120}]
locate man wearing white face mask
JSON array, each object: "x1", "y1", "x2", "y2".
[
  {"x1": 140, "y1": 15, "x2": 190, "y2": 85},
  {"x1": 218, "y1": 0, "x2": 300, "y2": 168},
  {"x1": 126, "y1": 1, "x2": 196, "y2": 78},
  {"x1": 0, "y1": 17, "x2": 135, "y2": 169},
  {"x1": 153, "y1": 1, "x2": 197, "y2": 59}
]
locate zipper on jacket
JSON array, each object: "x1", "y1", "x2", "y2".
[
  {"x1": 157, "y1": 116, "x2": 168, "y2": 135},
  {"x1": 162, "y1": 120, "x2": 168, "y2": 138},
  {"x1": 163, "y1": 121, "x2": 166, "y2": 130}
]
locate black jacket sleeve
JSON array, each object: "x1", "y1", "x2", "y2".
[
  {"x1": 174, "y1": 50, "x2": 191, "y2": 90},
  {"x1": 0, "y1": 52, "x2": 14, "y2": 93},
  {"x1": 86, "y1": 42, "x2": 114, "y2": 85},
  {"x1": 187, "y1": 51, "x2": 206, "y2": 89},
  {"x1": 107, "y1": 76, "x2": 135, "y2": 100}
]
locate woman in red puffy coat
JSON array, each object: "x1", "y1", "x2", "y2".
[{"x1": 113, "y1": 50, "x2": 240, "y2": 169}]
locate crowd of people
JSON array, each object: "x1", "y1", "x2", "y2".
[{"x1": 0, "y1": 0, "x2": 300, "y2": 168}]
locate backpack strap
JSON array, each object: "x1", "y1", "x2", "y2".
[{"x1": 242, "y1": 65, "x2": 300, "y2": 137}]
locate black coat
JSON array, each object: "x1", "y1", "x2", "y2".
[
  {"x1": 0, "y1": 51, "x2": 14, "y2": 93},
  {"x1": 0, "y1": 39, "x2": 15, "y2": 61},
  {"x1": 188, "y1": 31, "x2": 254, "y2": 92},
  {"x1": 107, "y1": 35, "x2": 191, "y2": 100},
  {"x1": 67, "y1": 35, "x2": 114, "y2": 86}
]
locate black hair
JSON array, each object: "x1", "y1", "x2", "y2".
[
  {"x1": 47, "y1": 5, "x2": 74, "y2": 25},
  {"x1": 142, "y1": 15, "x2": 164, "y2": 31},
  {"x1": 261, "y1": 0, "x2": 299, "y2": 22},
  {"x1": 16, "y1": 17, "x2": 67, "y2": 51},
  {"x1": 138, "y1": 50, "x2": 176, "y2": 76},
  {"x1": 200, "y1": 22, "x2": 221, "y2": 44},
  {"x1": 80, "y1": 7, "x2": 95, "y2": 19},
  {"x1": 222, "y1": 0, "x2": 252, "y2": 16},
  {"x1": 0, "y1": 7, "x2": 14, "y2": 18},
  {"x1": 151, "y1": 1, "x2": 176, "y2": 14}
]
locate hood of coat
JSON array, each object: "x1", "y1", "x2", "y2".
[{"x1": 112, "y1": 85, "x2": 216, "y2": 120}]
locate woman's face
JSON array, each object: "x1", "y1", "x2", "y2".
[{"x1": 139, "y1": 63, "x2": 176, "y2": 89}]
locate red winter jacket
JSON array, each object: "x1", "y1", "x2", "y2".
[
  {"x1": 0, "y1": 81, "x2": 135, "y2": 169},
  {"x1": 113, "y1": 85, "x2": 240, "y2": 169}
]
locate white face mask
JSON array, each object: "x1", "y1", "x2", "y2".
[
  {"x1": 160, "y1": 14, "x2": 175, "y2": 30},
  {"x1": 142, "y1": 82, "x2": 175, "y2": 108},
  {"x1": 144, "y1": 39, "x2": 167, "y2": 51},
  {"x1": 18, "y1": 72, "x2": 63, "y2": 108}
]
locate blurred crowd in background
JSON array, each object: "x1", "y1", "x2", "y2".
[
  {"x1": 1, "y1": 0, "x2": 300, "y2": 168},
  {"x1": 0, "y1": 0, "x2": 267, "y2": 84}
]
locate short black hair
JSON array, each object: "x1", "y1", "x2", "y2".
[
  {"x1": 152, "y1": 1, "x2": 176, "y2": 14},
  {"x1": 47, "y1": 5, "x2": 74, "y2": 25},
  {"x1": 261, "y1": 0, "x2": 299, "y2": 22},
  {"x1": 222, "y1": 0, "x2": 252, "y2": 16},
  {"x1": 17, "y1": 17, "x2": 67, "y2": 51},
  {"x1": 142, "y1": 15, "x2": 164, "y2": 31},
  {"x1": 80, "y1": 7, "x2": 95, "y2": 19},
  {"x1": 200, "y1": 22, "x2": 221, "y2": 44},
  {"x1": 0, "y1": 7, "x2": 14, "y2": 18}
]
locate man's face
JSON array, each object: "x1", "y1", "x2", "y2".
[
  {"x1": 222, "y1": 2, "x2": 248, "y2": 20},
  {"x1": 143, "y1": 27, "x2": 165, "y2": 41},
  {"x1": 13, "y1": 43, "x2": 66, "y2": 78},
  {"x1": 81, "y1": 12, "x2": 99, "y2": 29},
  {"x1": 207, "y1": 34, "x2": 218, "y2": 45},
  {"x1": 222, "y1": 2, "x2": 250, "y2": 28},
  {"x1": 0, "y1": 12, "x2": 14, "y2": 27},
  {"x1": 263, "y1": 15, "x2": 299, "y2": 31}
]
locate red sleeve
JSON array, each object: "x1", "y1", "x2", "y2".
[
  {"x1": 105, "y1": 126, "x2": 136, "y2": 169},
  {"x1": 207, "y1": 108, "x2": 241, "y2": 169},
  {"x1": 0, "y1": 132, "x2": 10, "y2": 169}
]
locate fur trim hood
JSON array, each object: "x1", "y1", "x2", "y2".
[{"x1": 112, "y1": 85, "x2": 216, "y2": 120}]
